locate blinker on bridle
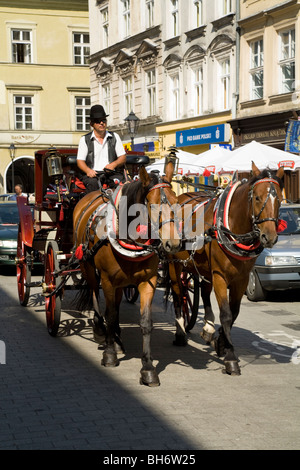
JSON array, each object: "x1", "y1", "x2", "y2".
[{"x1": 249, "y1": 177, "x2": 281, "y2": 227}]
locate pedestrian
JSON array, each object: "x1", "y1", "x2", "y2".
[
  {"x1": 9, "y1": 184, "x2": 27, "y2": 200},
  {"x1": 76, "y1": 105, "x2": 127, "y2": 193}
]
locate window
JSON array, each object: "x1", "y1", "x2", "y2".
[
  {"x1": 194, "y1": 0, "x2": 203, "y2": 28},
  {"x1": 146, "y1": 69, "x2": 156, "y2": 116},
  {"x1": 73, "y1": 32, "x2": 90, "y2": 65},
  {"x1": 11, "y1": 29, "x2": 32, "y2": 63},
  {"x1": 75, "y1": 96, "x2": 90, "y2": 131},
  {"x1": 193, "y1": 66, "x2": 203, "y2": 115},
  {"x1": 124, "y1": 77, "x2": 133, "y2": 115},
  {"x1": 102, "y1": 84, "x2": 111, "y2": 117},
  {"x1": 223, "y1": 0, "x2": 232, "y2": 15},
  {"x1": 250, "y1": 39, "x2": 264, "y2": 99},
  {"x1": 14, "y1": 95, "x2": 33, "y2": 130},
  {"x1": 101, "y1": 8, "x2": 109, "y2": 48},
  {"x1": 170, "y1": 73, "x2": 180, "y2": 119},
  {"x1": 220, "y1": 59, "x2": 230, "y2": 109},
  {"x1": 171, "y1": 0, "x2": 179, "y2": 37},
  {"x1": 145, "y1": 0, "x2": 154, "y2": 29},
  {"x1": 279, "y1": 29, "x2": 295, "y2": 93},
  {"x1": 122, "y1": 0, "x2": 131, "y2": 38}
]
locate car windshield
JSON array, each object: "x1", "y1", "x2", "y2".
[
  {"x1": 279, "y1": 206, "x2": 300, "y2": 234},
  {"x1": 0, "y1": 204, "x2": 19, "y2": 225}
]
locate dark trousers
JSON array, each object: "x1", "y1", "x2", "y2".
[{"x1": 81, "y1": 176, "x2": 99, "y2": 193}]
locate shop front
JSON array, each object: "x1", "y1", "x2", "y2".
[{"x1": 228, "y1": 111, "x2": 300, "y2": 202}]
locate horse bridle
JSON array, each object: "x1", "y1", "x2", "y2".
[
  {"x1": 146, "y1": 179, "x2": 180, "y2": 236},
  {"x1": 249, "y1": 177, "x2": 281, "y2": 230}
]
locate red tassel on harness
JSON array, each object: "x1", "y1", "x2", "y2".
[
  {"x1": 136, "y1": 224, "x2": 148, "y2": 238},
  {"x1": 75, "y1": 244, "x2": 84, "y2": 260},
  {"x1": 276, "y1": 219, "x2": 288, "y2": 233}
]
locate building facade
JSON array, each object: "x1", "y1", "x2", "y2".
[
  {"x1": 0, "y1": 0, "x2": 90, "y2": 194},
  {"x1": 89, "y1": 0, "x2": 237, "y2": 157},
  {"x1": 230, "y1": 0, "x2": 300, "y2": 200}
]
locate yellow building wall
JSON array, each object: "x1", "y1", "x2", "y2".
[{"x1": 0, "y1": 2, "x2": 89, "y2": 193}]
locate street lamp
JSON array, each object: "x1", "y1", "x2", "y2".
[
  {"x1": 124, "y1": 111, "x2": 140, "y2": 151},
  {"x1": 9, "y1": 143, "x2": 15, "y2": 192}
]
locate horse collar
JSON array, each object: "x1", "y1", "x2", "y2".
[{"x1": 214, "y1": 181, "x2": 263, "y2": 260}]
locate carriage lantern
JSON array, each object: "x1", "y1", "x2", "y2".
[
  {"x1": 164, "y1": 147, "x2": 179, "y2": 175},
  {"x1": 46, "y1": 149, "x2": 63, "y2": 177},
  {"x1": 45, "y1": 148, "x2": 63, "y2": 202}
]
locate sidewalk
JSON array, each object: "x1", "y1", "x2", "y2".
[{"x1": 0, "y1": 273, "x2": 300, "y2": 450}]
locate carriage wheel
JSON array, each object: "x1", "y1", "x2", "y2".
[
  {"x1": 44, "y1": 241, "x2": 61, "y2": 337},
  {"x1": 181, "y1": 271, "x2": 200, "y2": 332},
  {"x1": 16, "y1": 228, "x2": 32, "y2": 306},
  {"x1": 124, "y1": 285, "x2": 139, "y2": 304}
]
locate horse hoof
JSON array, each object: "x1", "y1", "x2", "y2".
[
  {"x1": 223, "y1": 360, "x2": 241, "y2": 376},
  {"x1": 101, "y1": 351, "x2": 119, "y2": 367},
  {"x1": 173, "y1": 334, "x2": 187, "y2": 347},
  {"x1": 140, "y1": 369, "x2": 160, "y2": 387},
  {"x1": 200, "y1": 329, "x2": 214, "y2": 344}
]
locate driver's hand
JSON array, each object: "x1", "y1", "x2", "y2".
[{"x1": 86, "y1": 168, "x2": 97, "y2": 178}]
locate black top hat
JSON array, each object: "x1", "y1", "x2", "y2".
[{"x1": 89, "y1": 105, "x2": 109, "y2": 120}]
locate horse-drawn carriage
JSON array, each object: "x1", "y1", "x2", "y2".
[
  {"x1": 15, "y1": 146, "x2": 182, "y2": 385},
  {"x1": 16, "y1": 145, "x2": 285, "y2": 383},
  {"x1": 15, "y1": 147, "x2": 150, "y2": 335}
]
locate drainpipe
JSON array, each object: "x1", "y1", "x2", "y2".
[{"x1": 233, "y1": 0, "x2": 240, "y2": 121}]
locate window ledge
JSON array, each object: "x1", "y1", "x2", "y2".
[
  {"x1": 240, "y1": 98, "x2": 266, "y2": 108},
  {"x1": 163, "y1": 35, "x2": 181, "y2": 49},
  {"x1": 211, "y1": 13, "x2": 235, "y2": 30},
  {"x1": 185, "y1": 25, "x2": 206, "y2": 41},
  {"x1": 269, "y1": 92, "x2": 294, "y2": 104}
]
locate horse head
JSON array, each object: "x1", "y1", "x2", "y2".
[
  {"x1": 249, "y1": 162, "x2": 285, "y2": 248},
  {"x1": 139, "y1": 162, "x2": 181, "y2": 254}
]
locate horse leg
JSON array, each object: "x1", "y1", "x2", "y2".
[
  {"x1": 81, "y1": 261, "x2": 106, "y2": 344},
  {"x1": 139, "y1": 278, "x2": 160, "y2": 386},
  {"x1": 200, "y1": 279, "x2": 216, "y2": 344},
  {"x1": 92, "y1": 290, "x2": 106, "y2": 345},
  {"x1": 114, "y1": 287, "x2": 125, "y2": 354},
  {"x1": 101, "y1": 279, "x2": 120, "y2": 367},
  {"x1": 213, "y1": 276, "x2": 241, "y2": 376},
  {"x1": 168, "y1": 263, "x2": 188, "y2": 346}
]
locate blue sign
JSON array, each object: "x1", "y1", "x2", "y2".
[
  {"x1": 285, "y1": 120, "x2": 300, "y2": 153},
  {"x1": 176, "y1": 124, "x2": 230, "y2": 147}
]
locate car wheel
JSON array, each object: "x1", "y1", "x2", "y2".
[{"x1": 246, "y1": 269, "x2": 266, "y2": 302}]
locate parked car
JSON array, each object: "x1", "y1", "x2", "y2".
[
  {"x1": 246, "y1": 203, "x2": 300, "y2": 301},
  {"x1": 0, "y1": 201, "x2": 20, "y2": 266},
  {"x1": 0, "y1": 193, "x2": 15, "y2": 201}
]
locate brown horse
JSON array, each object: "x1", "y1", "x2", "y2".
[
  {"x1": 166, "y1": 163, "x2": 284, "y2": 375},
  {"x1": 73, "y1": 163, "x2": 181, "y2": 386}
]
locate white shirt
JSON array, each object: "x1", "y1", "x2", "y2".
[{"x1": 77, "y1": 130, "x2": 125, "y2": 171}]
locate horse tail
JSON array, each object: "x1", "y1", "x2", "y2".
[{"x1": 74, "y1": 280, "x2": 94, "y2": 312}]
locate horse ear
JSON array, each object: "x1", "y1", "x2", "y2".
[
  {"x1": 164, "y1": 161, "x2": 174, "y2": 183},
  {"x1": 139, "y1": 166, "x2": 151, "y2": 187},
  {"x1": 276, "y1": 166, "x2": 285, "y2": 180},
  {"x1": 251, "y1": 161, "x2": 260, "y2": 176}
]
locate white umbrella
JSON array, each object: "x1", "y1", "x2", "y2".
[
  {"x1": 146, "y1": 149, "x2": 203, "y2": 175},
  {"x1": 222, "y1": 141, "x2": 300, "y2": 172},
  {"x1": 194, "y1": 146, "x2": 232, "y2": 175}
]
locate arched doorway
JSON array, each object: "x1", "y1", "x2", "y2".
[{"x1": 5, "y1": 157, "x2": 34, "y2": 194}]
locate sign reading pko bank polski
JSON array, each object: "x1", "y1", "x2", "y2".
[{"x1": 176, "y1": 124, "x2": 230, "y2": 147}]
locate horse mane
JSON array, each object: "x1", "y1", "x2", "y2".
[
  {"x1": 248, "y1": 168, "x2": 284, "y2": 190},
  {"x1": 121, "y1": 171, "x2": 160, "y2": 205}
]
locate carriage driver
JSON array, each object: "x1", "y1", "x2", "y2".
[{"x1": 76, "y1": 105, "x2": 127, "y2": 193}]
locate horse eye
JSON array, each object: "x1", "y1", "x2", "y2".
[{"x1": 255, "y1": 195, "x2": 260, "y2": 202}]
